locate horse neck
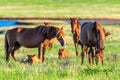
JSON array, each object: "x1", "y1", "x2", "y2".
[
  {"x1": 96, "y1": 25, "x2": 105, "y2": 51},
  {"x1": 47, "y1": 27, "x2": 58, "y2": 40},
  {"x1": 75, "y1": 22, "x2": 81, "y2": 36}
]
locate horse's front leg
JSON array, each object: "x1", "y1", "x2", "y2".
[
  {"x1": 83, "y1": 46, "x2": 88, "y2": 59},
  {"x1": 42, "y1": 47, "x2": 46, "y2": 62},
  {"x1": 74, "y1": 42, "x2": 79, "y2": 56},
  {"x1": 81, "y1": 45, "x2": 84, "y2": 64},
  {"x1": 38, "y1": 43, "x2": 43, "y2": 61}
]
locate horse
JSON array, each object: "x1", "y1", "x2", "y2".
[
  {"x1": 5, "y1": 25, "x2": 66, "y2": 62},
  {"x1": 58, "y1": 48, "x2": 70, "y2": 59},
  {"x1": 80, "y1": 21, "x2": 110, "y2": 65},
  {"x1": 43, "y1": 22, "x2": 54, "y2": 50},
  {"x1": 27, "y1": 54, "x2": 41, "y2": 64},
  {"x1": 44, "y1": 22, "x2": 51, "y2": 26},
  {"x1": 70, "y1": 17, "x2": 88, "y2": 64}
]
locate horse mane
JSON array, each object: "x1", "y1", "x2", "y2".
[
  {"x1": 38, "y1": 26, "x2": 56, "y2": 34},
  {"x1": 37, "y1": 25, "x2": 58, "y2": 39},
  {"x1": 77, "y1": 19, "x2": 82, "y2": 27}
]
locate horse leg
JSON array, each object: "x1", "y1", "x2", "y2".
[
  {"x1": 42, "y1": 47, "x2": 46, "y2": 62},
  {"x1": 38, "y1": 43, "x2": 43, "y2": 61},
  {"x1": 74, "y1": 43, "x2": 78, "y2": 56},
  {"x1": 6, "y1": 46, "x2": 13, "y2": 61},
  {"x1": 81, "y1": 45, "x2": 84, "y2": 64},
  {"x1": 6, "y1": 51, "x2": 11, "y2": 61},
  {"x1": 11, "y1": 50, "x2": 17, "y2": 61},
  {"x1": 91, "y1": 47, "x2": 94, "y2": 64},
  {"x1": 49, "y1": 43, "x2": 53, "y2": 50},
  {"x1": 83, "y1": 46, "x2": 88, "y2": 58},
  {"x1": 101, "y1": 54, "x2": 104, "y2": 65},
  {"x1": 88, "y1": 47, "x2": 93, "y2": 64},
  {"x1": 11, "y1": 43, "x2": 21, "y2": 61}
]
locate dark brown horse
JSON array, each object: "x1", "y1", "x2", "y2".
[
  {"x1": 70, "y1": 17, "x2": 88, "y2": 64},
  {"x1": 80, "y1": 21, "x2": 110, "y2": 64},
  {"x1": 5, "y1": 25, "x2": 66, "y2": 62}
]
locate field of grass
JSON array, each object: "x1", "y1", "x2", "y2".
[
  {"x1": 0, "y1": 23, "x2": 120, "y2": 80},
  {"x1": 0, "y1": 0, "x2": 120, "y2": 19}
]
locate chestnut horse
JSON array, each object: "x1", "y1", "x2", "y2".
[
  {"x1": 43, "y1": 22, "x2": 54, "y2": 50},
  {"x1": 5, "y1": 25, "x2": 66, "y2": 62},
  {"x1": 80, "y1": 21, "x2": 109, "y2": 65},
  {"x1": 58, "y1": 48, "x2": 70, "y2": 59},
  {"x1": 70, "y1": 17, "x2": 88, "y2": 64}
]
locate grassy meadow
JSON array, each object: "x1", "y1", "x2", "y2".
[
  {"x1": 0, "y1": 23, "x2": 120, "y2": 80},
  {"x1": 0, "y1": 0, "x2": 120, "y2": 80},
  {"x1": 0, "y1": 0, "x2": 120, "y2": 19}
]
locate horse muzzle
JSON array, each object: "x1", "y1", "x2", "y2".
[
  {"x1": 71, "y1": 30, "x2": 75, "y2": 34},
  {"x1": 61, "y1": 42, "x2": 66, "y2": 46}
]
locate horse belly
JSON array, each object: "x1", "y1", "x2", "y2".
[
  {"x1": 17, "y1": 35, "x2": 42, "y2": 48},
  {"x1": 20, "y1": 42, "x2": 39, "y2": 48},
  {"x1": 80, "y1": 27, "x2": 88, "y2": 46}
]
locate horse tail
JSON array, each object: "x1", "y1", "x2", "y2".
[{"x1": 5, "y1": 32, "x2": 9, "y2": 61}]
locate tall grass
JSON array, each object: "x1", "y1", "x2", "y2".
[{"x1": 0, "y1": 23, "x2": 120, "y2": 80}]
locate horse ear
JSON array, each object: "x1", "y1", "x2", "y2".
[
  {"x1": 76, "y1": 17, "x2": 78, "y2": 20},
  {"x1": 44, "y1": 22, "x2": 46, "y2": 24},
  {"x1": 70, "y1": 17, "x2": 72, "y2": 20},
  {"x1": 61, "y1": 27, "x2": 63, "y2": 30},
  {"x1": 32, "y1": 54, "x2": 36, "y2": 57},
  {"x1": 60, "y1": 48, "x2": 64, "y2": 52},
  {"x1": 105, "y1": 32, "x2": 111, "y2": 37},
  {"x1": 103, "y1": 28, "x2": 111, "y2": 37},
  {"x1": 27, "y1": 54, "x2": 31, "y2": 57}
]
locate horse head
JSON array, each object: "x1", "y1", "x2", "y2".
[
  {"x1": 40, "y1": 26, "x2": 66, "y2": 46},
  {"x1": 56, "y1": 27, "x2": 66, "y2": 46},
  {"x1": 44, "y1": 22, "x2": 51, "y2": 26},
  {"x1": 70, "y1": 17, "x2": 80, "y2": 34}
]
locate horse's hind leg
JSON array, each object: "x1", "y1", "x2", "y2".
[
  {"x1": 91, "y1": 47, "x2": 94, "y2": 64},
  {"x1": 11, "y1": 50, "x2": 16, "y2": 61},
  {"x1": 11, "y1": 43, "x2": 21, "y2": 61},
  {"x1": 6, "y1": 51, "x2": 11, "y2": 61},
  {"x1": 6, "y1": 47, "x2": 13, "y2": 61},
  {"x1": 88, "y1": 47, "x2": 94, "y2": 64}
]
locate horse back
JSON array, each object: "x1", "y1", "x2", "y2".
[{"x1": 80, "y1": 22, "x2": 96, "y2": 46}]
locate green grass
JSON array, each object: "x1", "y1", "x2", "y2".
[
  {"x1": 0, "y1": 23, "x2": 120, "y2": 80},
  {"x1": 0, "y1": 0, "x2": 120, "y2": 19}
]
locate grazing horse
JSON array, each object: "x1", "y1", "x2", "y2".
[
  {"x1": 80, "y1": 21, "x2": 109, "y2": 65},
  {"x1": 70, "y1": 17, "x2": 88, "y2": 64},
  {"x1": 5, "y1": 25, "x2": 66, "y2": 62}
]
